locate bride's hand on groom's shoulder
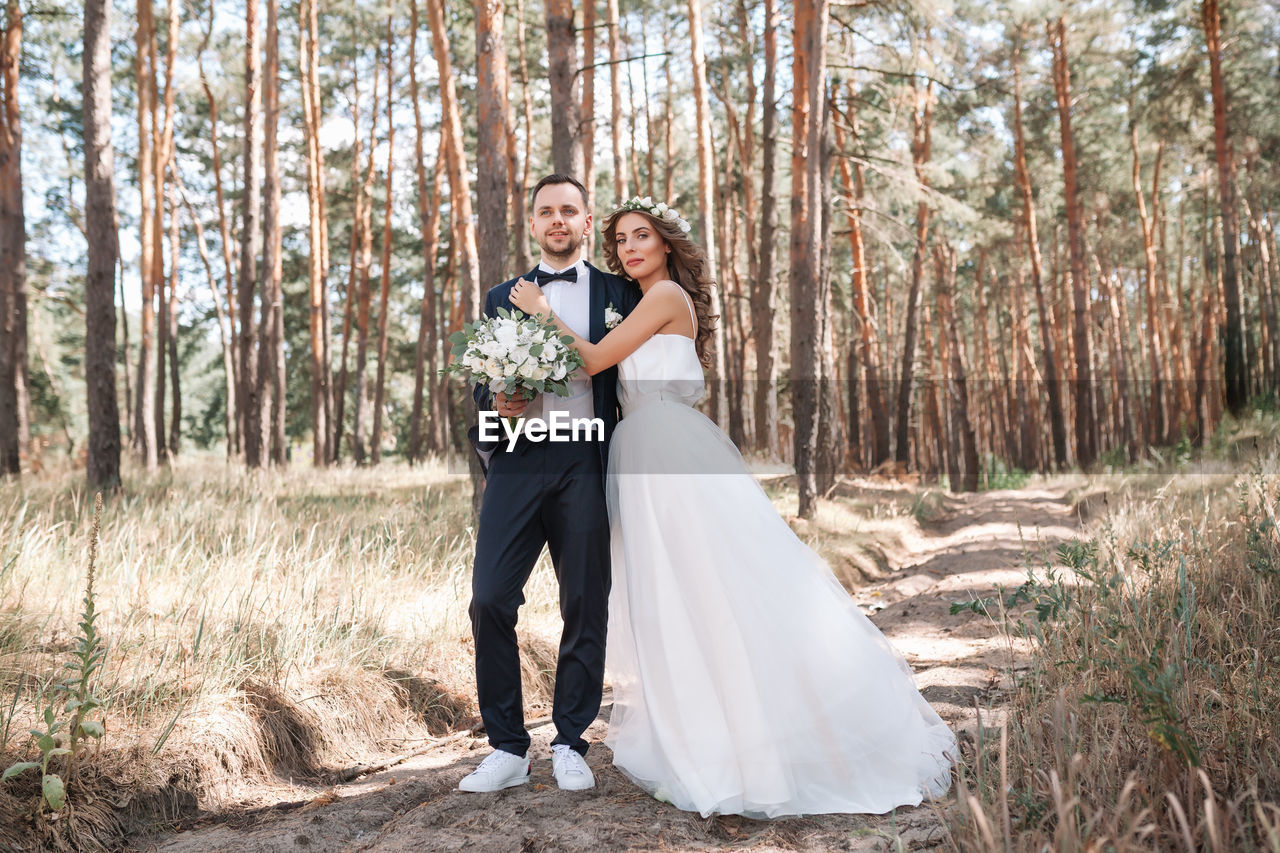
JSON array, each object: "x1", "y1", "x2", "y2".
[{"x1": 510, "y1": 279, "x2": 549, "y2": 316}]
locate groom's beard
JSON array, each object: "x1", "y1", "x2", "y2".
[{"x1": 536, "y1": 231, "x2": 586, "y2": 268}]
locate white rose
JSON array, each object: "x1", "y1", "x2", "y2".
[
  {"x1": 482, "y1": 340, "x2": 506, "y2": 358},
  {"x1": 483, "y1": 357, "x2": 504, "y2": 379},
  {"x1": 664, "y1": 208, "x2": 679, "y2": 222},
  {"x1": 655, "y1": 202, "x2": 668, "y2": 214},
  {"x1": 493, "y1": 320, "x2": 518, "y2": 347},
  {"x1": 509, "y1": 345, "x2": 531, "y2": 365},
  {"x1": 552, "y1": 364, "x2": 567, "y2": 381},
  {"x1": 517, "y1": 361, "x2": 537, "y2": 379},
  {"x1": 642, "y1": 196, "x2": 653, "y2": 207},
  {"x1": 531, "y1": 365, "x2": 550, "y2": 381}
]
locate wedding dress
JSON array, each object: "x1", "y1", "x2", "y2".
[{"x1": 603, "y1": 289, "x2": 955, "y2": 818}]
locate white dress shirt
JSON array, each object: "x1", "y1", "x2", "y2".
[{"x1": 528, "y1": 258, "x2": 594, "y2": 424}]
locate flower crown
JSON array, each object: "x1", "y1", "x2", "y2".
[{"x1": 612, "y1": 196, "x2": 692, "y2": 234}]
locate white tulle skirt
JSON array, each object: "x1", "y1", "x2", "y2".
[{"x1": 604, "y1": 400, "x2": 955, "y2": 818}]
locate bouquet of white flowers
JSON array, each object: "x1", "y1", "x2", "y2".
[{"x1": 446, "y1": 307, "x2": 585, "y2": 409}]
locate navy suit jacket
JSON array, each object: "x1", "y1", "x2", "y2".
[{"x1": 468, "y1": 262, "x2": 642, "y2": 476}]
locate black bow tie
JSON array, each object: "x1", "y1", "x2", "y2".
[{"x1": 534, "y1": 268, "x2": 579, "y2": 286}]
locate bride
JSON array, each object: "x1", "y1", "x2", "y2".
[{"x1": 509, "y1": 197, "x2": 954, "y2": 819}]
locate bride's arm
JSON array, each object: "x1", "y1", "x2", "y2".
[{"x1": 509, "y1": 280, "x2": 685, "y2": 375}]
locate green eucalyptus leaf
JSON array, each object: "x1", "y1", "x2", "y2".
[{"x1": 79, "y1": 722, "x2": 105, "y2": 739}]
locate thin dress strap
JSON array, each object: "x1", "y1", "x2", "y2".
[{"x1": 673, "y1": 282, "x2": 697, "y2": 335}]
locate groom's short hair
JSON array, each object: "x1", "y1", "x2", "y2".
[{"x1": 531, "y1": 174, "x2": 589, "y2": 210}]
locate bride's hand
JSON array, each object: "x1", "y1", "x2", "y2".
[{"x1": 510, "y1": 279, "x2": 550, "y2": 316}]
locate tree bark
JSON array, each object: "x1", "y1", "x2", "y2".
[
  {"x1": 935, "y1": 244, "x2": 978, "y2": 491},
  {"x1": 408, "y1": 0, "x2": 442, "y2": 463},
  {"x1": 1049, "y1": 17, "x2": 1097, "y2": 468},
  {"x1": 752, "y1": 0, "x2": 779, "y2": 457},
  {"x1": 1131, "y1": 125, "x2": 1168, "y2": 446},
  {"x1": 1011, "y1": 38, "x2": 1066, "y2": 469},
  {"x1": 260, "y1": 0, "x2": 285, "y2": 465},
  {"x1": 893, "y1": 80, "x2": 933, "y2": 465},
  {"x1": 371, "y1": 19, "x2": 397, "y2": 465},
  {"x1": 1201, "y1": 0, "x2": 1247, "y2": 415},
  {"x1": 788, "y1": 0, "x2": 829, "y2": 517},
  {"x1": 301, "y1": 0, "x2": 330, "y2": 465},
  {"x1": 546, "y1": 0, "x2": 583, "y2": 177},
  {"x1": 476, "y1": 0, "x2": 510, "y2": 296},
  {"x1": 833, "y1": 83, "x2": 889, "y2": 466},
  {"x1": 84, "y1": 0, "x2": 121, "y2": 491},
  {"x1": 197, "y1": 3, "x2": 238, "y2": 454},
  {"x1": 687, "y1": 0, "x2": 727, "y2": 425},
  {"x1": 607, "y1": 0, "x2": 626, "y2": 202},
  {"x1": 351, "y1": 53, "x2": 380, "y2": 466},
  {"x1": 580, "y1": 0, "x2": 596, "y2": 209},
  {"x1": 134, "y1": 0, "x2": 157, "y2": 468},
  {"x1": 239, "y1": 0, "x2": 263, "y2": 468},
  {"x1": 0, "y1": 0, "x2": 24, "y2": 477}
]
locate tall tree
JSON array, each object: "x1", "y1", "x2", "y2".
[
  {"x1": 1011, "y1": 38, "x2": 1067, "y2": 467},
  {"x1": 1049, "y1": 16, "x2": 1096, "y2": 467},
  {"x1": 83, "y1": 0, "x2": 121, "y2": 490},
  {"x1": 301, "y1": 0, "x2": 330, "y2": 465},
  {"x1": 687, "y1": 0, "x2": 727, "y2": 424},
  {"x1": 475, "y1": 0, "x2": 510, "y2": 291},
  {"x1": 1131, "y1": 124, "x2": 1168, "y2": 445},
  {"x1": 894, "y1": 79, "x2": 934, "y2": 464},
  {"x1": 133, "y1": 0, "x2": 157, "y2": 468},
  {"x1": 239, "y1": 0, "x2": 264, "y2": 467},
  {"x1": 408, "y1": 0, "x2": 440, "y2": 462},
  {"x1": 1201, "y1": 0, "x2": 1247, "y2": 415},
  {"x1": 608, "y1": 0, "x2": 626, "y2": 201},
  {"x1": 789, "y1": 0, "x2": 829, "y2": 517},
  {"x1": 0, "y1": 0, "x2": 24, "y2": 477},
  {"x1": 371, "y1": 20, "x2": 396, "y2": 465},
  {"x1": 752, "y1": 0, "x2": 780, "y2": 456},
  {"x1": 546, "y1": 0, "x2": 582, "y2": 177},
  {"x1": 260, "y1": 0, "x2": 285, "y2": 465}
]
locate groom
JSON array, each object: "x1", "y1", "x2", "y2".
[{"x1": 460, "y1": 174, "x2": 641, "y2": 793}]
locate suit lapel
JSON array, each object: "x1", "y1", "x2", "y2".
[{"x1": 587, "y1": 263, "x2": 606, "y2": 343}]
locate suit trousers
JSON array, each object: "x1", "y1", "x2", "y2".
[{"x1": 470, "y1": 436, "x2": 610, "y2": 757}]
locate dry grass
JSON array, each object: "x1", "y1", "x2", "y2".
[
  {"x1": 0, "y1": 451, "x2": 914, "y2": 849},
  {"x1": 949, "y1": 416, "x2": 1280, "y2": 851}
]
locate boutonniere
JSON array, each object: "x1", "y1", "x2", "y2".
[{"x1": 605, "y1": 303, "x2": 623, "y2": 330}]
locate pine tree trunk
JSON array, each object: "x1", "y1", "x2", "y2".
[
  {"x1": 239, "y1": 0, "x2": 263, "y2": 468},
  {"x1": 1201, "y1": 0, "x2": 1247, "y2": 414},
  {"x1": 1132, "y1": 126, "x2": 1168, "y2": 446},
  {"x1": 834, "y1": 83, "x2": 889, "y2": 466},
  {"x1": 84, "y1": 0, "x2": 121, "y2": 491},
  {"x1": 333, "y1": 68, "x2": 364, "y2": 463},
  {"x1": 134, "y1": 0, "x2": 157, "y2": 467},
  {"x1": 546, "y1": 0, "x2": 582, "y2": 177},
  {"x1": 608, "y1": 0, "x2": 626, "y2": 201},
  {"x1": 1012, "y1": 41, "x2": 1067, "y2": 468},
  {"x1": 351, "y1": 58, "x2": 379, "y2": 466},
  {"x1": 301, "y1": 0, "x2": 329, "y2": 466},
  {"x1": 371, "y1": 21, "x2": 397, "y2": 465},
  {"x1": 408, "y1": 0, "x2": 442, "y2": 463},
  {"x1": 152, "y1": 0, "x2": 176, "y2": 463},
  {"x1": 752, "y1": 0, "x2": 780, "y2": 457},
  {"x1": 261, "y1": 0, "x2": 285, "y2": 465},
  {"x1": 1049, "y1": 17, "x2": 1097, "y2": 468},
  {"x1": 894, "y1": 81, "x2": 932, "y2": 465},
  {"x1": 580, "y1": 0, "x2": 596, "y2": 208},
  {"x1": 686, "y1": 0, "x2": 727, "y2": 425},
  {"x1": 476, "y1": 0, "x2": 510, "y2": 294},
  {"x1": 197, "y1": 6, "x2": 238, "y2": 454},
  {"x1": 0, "y1": 0, "x2": 24, "y2": 477},
  {"x1": 788, "y1": 0, "x2": 829, "y2": 517},
  {"x1": 166, "y1": 182, "x2": 181, "y2": 456},
  {"x1": 935, "y1": 244, "x2": 978, "y2": 491}
]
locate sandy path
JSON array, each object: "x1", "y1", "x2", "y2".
[{"x1": 140, "y1": 486, "x2": 1079, "y2": 853}]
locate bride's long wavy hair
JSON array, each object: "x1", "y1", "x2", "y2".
[{"x1": 600, "y1": 208, "x2": 719, "y2": 367}]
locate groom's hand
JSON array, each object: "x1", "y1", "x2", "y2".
[{"x1": 495, "y1": 391, "x2": 536, "y2": 417}]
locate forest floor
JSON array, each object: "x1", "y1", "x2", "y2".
[{"x1": 133, "y1": 479, "x2": 1083, "y2": 853}]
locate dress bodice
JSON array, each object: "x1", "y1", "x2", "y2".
[{"x1": 617, "y1": 334, "x2": 704, "y2": 415}]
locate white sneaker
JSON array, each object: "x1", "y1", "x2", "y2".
[
  {"x1": 457, "y1": 749, "x2": 531, "y2": 792},
  {"x1": 550, "y1": 744, "x2": 595, "y2": 791}
]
